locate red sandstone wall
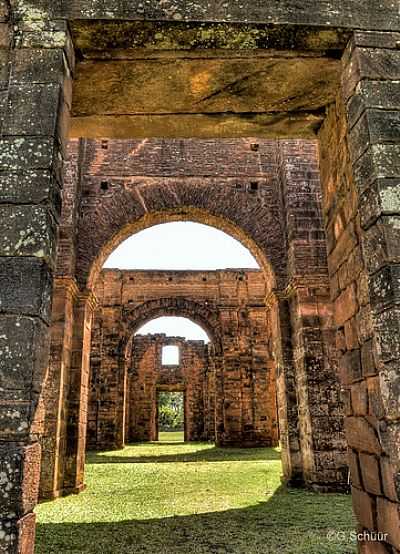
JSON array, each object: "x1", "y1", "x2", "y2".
[
  {"x1": 126, "y1": 335, "x2": 209, "y2": 442},
  {"x1": 88, "y1": 268, "x2": 279, "y2": 449}
]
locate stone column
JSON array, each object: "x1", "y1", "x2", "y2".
[
  {"x1": 335, "y1": 31, "x2": 400, "y2": 551},
  {"x1": 62, "y1": 291, "x2": 97, "y2": 495},
  {"x1": 0, "y1": 5, "x2": 73, "y2": 552},
  {"x1": 40, "y1": 277, "x2": 79, "y2": 500},
  {"x1": 204, "y1": 345, "x2": 216, "y2": 442},
  {"x1": 287, "y1": 281, "x2": 348, "y2": 491},
  {"x1": 267, "y1": 292, "x2": 304, "y2": 486}
]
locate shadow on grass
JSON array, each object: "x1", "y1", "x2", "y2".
[
  {"x1": 86, "y1": 444, "x2": 282, "y2": 464},
  {"x1": 35, "y1": 485, "x2": 356, "y2": 554}
]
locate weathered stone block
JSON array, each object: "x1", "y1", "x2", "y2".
[
  {"x1": 0, "y1": 171, "x2": 62, "y2": 219},
  {"x1": 380, "y1": 457, "x2": 399, "y2": 502},
  {"x1": 0, "y1": 400, "x2": 32, "y2": 441},
  {"x1": 0, "y1": 258, "x2": 52, "y2": 322},
  {"x1": 374, "y1": 308, "x2": 400, "y2": 363},
  {"x1": 345, "y1": 416, "x2": 382, "y2": 455},
  {"x1": 354, "y1": 146, "x2": 400, "y2": 194},
  {"x1": 60, "y1": 1, "x2": 400, "y2": 31},
  {"x1": 329, "y1": 223, "x2": 358, "y2": 276},
  {"x1": 348, "y1": 449, "x2": 361, "y2": 488},
  {"x1": 335, "y1": 284, "x2": 358, "y2": 327},
  {"x1": 359, "y1": 452, "x2": 382, "y2": 495},
  {"x1": 379, "y1": 362, "x2": 400, "y2": 421},
  {"x1": 347, "y1": 81, "x2": 400, "y2": 130},
  {"x1": 353, "y1": 31, "x2": 400, "y2": 49},
  {"x1": 367, "y1": 376, "x2": 385, "y2": 420},
  {"x1": 3, "y1": 83, "x2": 62, "y2": 137},
  {"x1": 356, "y1": 305, "x2": 374, "y2": 344},
  {"x1": 351, "y1": 380, "x2": 368, "y2": 415},
  {"x1": 0, "y1": 138, "x2": 61, "y2": 172},
  {"x1": 0, "y1": 443, "x2": 40, "y2": 519},
  {"x1": 351, "y1": 486, "x2": 376, "y2": 531},
  {"x1": 0, "y1": 205, "x2": 57, "y2": 266},
  {"x1": 342, "y1": 47, "x2": 400, "y2": 101},
  {"x1": 377, "y1": 497, "x2": 400, "y2": 550},
  {"x1": 361, "y1": 340, "x2": 376, "y2": 377},
  {"x1": 359, "y1": 179, "x2": 400, "y2": 230},
  {"x1": 344, "y1": 318, "x2": 359, "y2": 350},
  {"x1": 0, "y1": 316, "x2": 49, "y2": 395},
  {"x1": 341, "y1": 349, "x2": 362, "y2": 384},
  {"x1": 349, "y1": 110, "x2": 400, "y2": 165},
  {"x1": 363, "y1": 216, "x2": 400, "y2": 274},
  {"x1": 10, "y1": 48, "x2": 65, "y2": 85},
  {"x1": 370, "y1": 264, "x2": 400, "y2": 312}
]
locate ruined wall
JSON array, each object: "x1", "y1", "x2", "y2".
[
  {"x1": 318, "y1": 33, "x2": 400, "y2": 551},
  {"x1": 125, "y1": 334, "x2": 210, "y2": 443},
  {"x1": 88, "y1": 268, "x2": 278, "y2": 452},
  {"x1": 73, "y1": 137, "x2": 286, "y2": 289},
  {"x1": 39, "y1": 136, "x2": 347, "y2": 500},
  {"x1": 4, "y1": 5, "x2": 399, "y2": 552}
]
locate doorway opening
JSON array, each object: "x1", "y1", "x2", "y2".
[{"x1": 157, "y1": 391, "x2": 185, "y2": 443}]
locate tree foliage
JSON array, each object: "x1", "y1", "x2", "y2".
[{"x1": 158, "y1": 392, "x2": 184, "y2": 431}]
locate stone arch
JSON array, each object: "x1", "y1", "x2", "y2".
[
  {"x1": 77, "y1": 177, "x2": 284, "y2": 291},
  {"x1": 120, "y1": 297, "x2": 223, "y2": 356}
]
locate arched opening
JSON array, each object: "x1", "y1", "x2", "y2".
[
  {"x1": 103, "y1": 221, "x2": 260, "y2": 271},
  {"x1": 127, "y1": 315, "x2": 213, "y2": 444}
]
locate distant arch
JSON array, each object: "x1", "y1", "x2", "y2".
[{"x1": 120, "y1": 297, "x2": 223, "y2": 355}]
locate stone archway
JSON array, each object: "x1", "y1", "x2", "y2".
[
  {"x1": 95, "y1": 297, "x2": 224, "y2": 450},
  {"x1": 3, "y1": 5, "x2": 400, "y2": 551},
  {"x1": 41, "y1": 139, "x2": 348, "y2": 504}
]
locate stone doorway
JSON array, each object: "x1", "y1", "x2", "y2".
[{"x1": 156, "y1": 391, "x2": 185, "y2": 442}]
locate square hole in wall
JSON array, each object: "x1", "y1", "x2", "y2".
[{"x1": 162, "y1": 345, "x2": 179, "y2": 365}]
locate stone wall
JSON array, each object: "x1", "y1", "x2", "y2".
[
  {"x1": 87, "y1": 269, "x2": 278, "y2": 452},
  {"x1": 318, "y1": 33, "x2": 400, "y2": 552},
  {"x1": 124, "y1": 334, "x2": 210, "y2": 443},
  {"x1": 40, "y1": 136, "x2": 347, "y2": 502}
]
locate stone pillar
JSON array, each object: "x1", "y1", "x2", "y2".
[
  {"x1": 333, "y1": 32, "x2": 400, "y2": 551},
  {"x1": 62, "y1": 291, "x2": 97, "y2": 495},
  {"x1": 40, "y1": 277, "x2": 79, "y2": 500},
  {"x1": 288, "y1": 281, "x2": 348, "y2": 491},
  {"x1": 0, "y1": 5, "x2": 73, "y2": 552},
  {"x1": 204, "y1": 345, "x2": 216, "y2": 442},
  {"x1": 267, "y1": 293, "x2": 304, "y2": 486},
  {"x1": 216, "y1": 308, "x2": 277, "y2": 447},
  {"x1": 127, "y1": 337, "x2": 158, "y2": 443}
]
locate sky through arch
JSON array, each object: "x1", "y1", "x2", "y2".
[
  {"x1": 103, "y1": 222, "x2": 259, "y2": 270},
  {"x1": 135, "y1": 316, "x2": 210, "y2": 343}
]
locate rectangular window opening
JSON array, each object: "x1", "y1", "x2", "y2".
[{"x1": 161, "y1": 345, "x2": 180, "y2": 365}]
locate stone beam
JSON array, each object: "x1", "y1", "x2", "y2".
[
  {"x1": 19, "y1": 1, "x2": 400, "y2": 31},
  {"x1": 71, "y1": 51, "x2": 341, "y2": 139}
]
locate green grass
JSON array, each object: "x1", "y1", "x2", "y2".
[
  {"x1": 35, "y1": 440, "x2": 356, "y2": 554},
  {"x1": 158, "y1": 431, "x2": 185, "y2": 442}
]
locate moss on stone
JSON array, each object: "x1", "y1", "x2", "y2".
[{"x1": 72, "y1": 20, "x2": 351, "y2": 54}]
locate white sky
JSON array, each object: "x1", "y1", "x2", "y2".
[
  {"x1": 136, "y1": 316, "x2": 210, "y2": 344},
  {"x1": 104, "y1": 222, "x2": 259, "y2": 341},
  {"x1": 103, "y1": 222, "x2": 259, "y2": 270}
]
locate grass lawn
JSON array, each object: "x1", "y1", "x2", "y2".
[{"x1": 35, "y1": 434, "x2": 356, "y2": 554}]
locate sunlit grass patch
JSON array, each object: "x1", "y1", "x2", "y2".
[{"x1": 35, "y1": 442, "x2": 355, "y2": 554}]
